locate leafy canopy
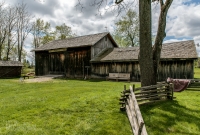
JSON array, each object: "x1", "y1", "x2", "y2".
[{"x1": 113, "y1": 9, "x2": 139, "y2": 47}]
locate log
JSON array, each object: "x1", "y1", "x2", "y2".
[
  {"x1": 119, "y1": 101, "x2": 125, "y2": 104},
  {"x1": 190, "y1": 79, "x2": 200, "y2": 83},
  {"x1": 119, "y1": 97, "x2": 126, "y2": 101},
  {"x1": 135, "y1": 89, "x2": 170, "y2": 95},
  {"x1": 169, "y1": 83, "x2": 174, "y2": 100},
  {"x1": 125, "y1": 93, "x2": 130, "y2": 96},
  {"x1": 137, "y1": 83, "x2": 168, "y2": 89},
  {"x1": 135, "y1": 83, "x2": 168, "y2": 91},
  {"x1": 125, "y1": 104, "x2": 136, "y2": 134},
  {"x1": 127, "y1": 97, "x2": 139, "y2": 134},
  {"x1": 129, "y1": 85, "x2": 148, "y2": 135},
  {"x1": 137, "y1": 94, "x2": 170, "y2": 102},
  {"x1": 135, "y1": 91, "x2": 171, "y2": 99},
  {"x1": 120, "y1": 106, "x2": 126, "y2": 111}
]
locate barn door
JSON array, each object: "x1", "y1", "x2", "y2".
[
  {"x1": 35, "y1": 53, "x2": 48, "y2": 76},
  {"x1": 65, "y1": 51, "x2": 75, "y2": 77},
  {"x1": 49, "y1": 52, "x2": 64, "y2": 74}
]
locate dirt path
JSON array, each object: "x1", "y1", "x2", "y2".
[
  {"x1": 24, "y1": 77, "x2": 53, "y2": 83},
  {"x1": 21, "y1": 74, "x2": 64, "y2": 83}
]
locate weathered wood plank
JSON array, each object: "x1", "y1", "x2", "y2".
[
  {"x1": 129, "y1": 85, "x2": 148, "y2": 135},
  {"x1": 125, "y1": 104, "x2": 136, "y2": 134},
  {"x1": 137, "y1": 94, "x2": 172, "y2": 102},
  {"x1": 135, "y1": 83, "x2": 169, "y2": 91},
  {"x1": 135, "y1": 91, "x2": 171, "y2": 99},
  {"x1": 127, "y1": 97, "x2": 139, "y2": 135}
]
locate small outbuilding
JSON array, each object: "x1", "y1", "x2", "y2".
[{"x1": 0, "y1": 60, "x2": 23, "y2": 78}]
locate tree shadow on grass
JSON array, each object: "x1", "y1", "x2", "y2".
[{"x1": 140, "y1": 100, "x2": 200, "y2": 135}]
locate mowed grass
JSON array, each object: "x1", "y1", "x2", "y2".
[
  {"x1": 194, "y1": 67, "x2": 200, "y2": 78},
  {"x1": 0, "y1": 79, "x2": 136, "y2": 135},
  {"x1": 0, "y1": 68, "x2": 200, "y2": 135}
]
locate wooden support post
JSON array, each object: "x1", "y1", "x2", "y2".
[
  {"x1": 124, "y1": 85, "x2": 126, "y2": 93},
  {"x1": 120, "y1": 85, "x2": 127, "y2": 111},
  {"x1": 166, "y1": 83, "x2": 170, "y2": 99},
  {"x1": 133, "y1": 84, "x2": 135, "y2": 92},
  {"x1": 170, "y1": 83, "x2": 174, "y2": 100}
]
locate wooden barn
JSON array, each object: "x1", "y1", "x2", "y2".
[
  {"x1": 33, "y1": 32, "x2": 118, "y2": 77},
  {"x1": 91, "y1": 40, "x2": 198, "y2": 81},
  {"x1": 33, "y1": 32, "x2": 198, "y2": 81},
  {"x1": 0, "y1": 60, "x2": 23, "y2": 78}
]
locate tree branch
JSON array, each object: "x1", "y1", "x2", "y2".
[{"x1": 115, "y1": 0, "x2": 123, "y2": 4}]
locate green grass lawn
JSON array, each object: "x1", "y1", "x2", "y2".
[
  {"x1": 0, "y1": 70, "x2": 200, "y2": 135},
  {"x1": 194, "y1": 67, "x2": 200, "y2": 78}
]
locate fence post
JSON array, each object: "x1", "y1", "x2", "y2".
[
  {"x1": 170, "y1": 83, "x2": 174, "y2": 100},
  {"x1": 124, "y1": 85, "x2": 126, "y2": 93},
  {"x1": 132, "y1": 84, "x2": 135, "y2": 92}
]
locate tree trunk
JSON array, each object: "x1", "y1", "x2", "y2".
[
  {"x1": 0, "y1": 45, "x2": 2, "y2": 60},
  {"x1": 6, "y1": 37, "x2": 10, "y2": 60},
  {"x1": 153, "y1": 0, "x2": 173, "y2": 82},
  {"x1": 139, "y1": 0, "x2": 156, "y2": 86}
]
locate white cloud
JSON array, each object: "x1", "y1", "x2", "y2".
[{"x1": 1, "y1": 0, "x2": 200, "y2": 56}]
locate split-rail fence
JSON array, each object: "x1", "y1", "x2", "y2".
[{"x1": 119, "y1": 83, "x2": 174, "y2": 135}]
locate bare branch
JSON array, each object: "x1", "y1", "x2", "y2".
[
  {"x1": 76, "y1": 0, "x2": 137, "y2": 17},
  {"x1": 115, "y1": 0, "x2": 123, "y2": 4}
]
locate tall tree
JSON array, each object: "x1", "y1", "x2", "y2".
[
  {"x1": 16, "y1": 2, "x2": 32, "y2": 62},
  {"x1": 113, "y1": 9, "x2": 139, "y2": 47},
  {"x1": 39, "y1": 22, "x2": 55, "y2": 45},
  {"x1": 32, "y1": 19, "x2": 52, "y2": 48},
  {"x1": 55, "y1": 23, "x2": 73, "y2": 40},
  {"x1": 5, "y1": 6, "x2": 17, "y2": 60},
  {"x1": 0, "y1": 3, "x2": 7, "y2": 60},
  {"x1": 139, "y1": 0, "x2": 173, "y2": 86},
  {"x1": 112, "y1": 32, "x2": 130, "y2": 47}
]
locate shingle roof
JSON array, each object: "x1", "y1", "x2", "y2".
[
  {"x1": 161, "y1": 40, "x2": 197, "y2": 59},
  {"x1": 0, "y1": 61, "x2": 23, "y2": 66},
  {"x1": 33, "y1": 32, "x2": 118, "y2": 51},
  {"x1": 91, "y1": 40, "x2": 198, "y2": 62}
]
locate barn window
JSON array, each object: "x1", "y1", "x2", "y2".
[{"x1": 105, "y1": 37, "x2": 107, "y2": 41}]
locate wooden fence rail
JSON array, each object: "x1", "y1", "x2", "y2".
[
  {"x1": 119, "y1": 83, "x2": 174, "y2": 135},
  {"x1": 188, "y1": 79, "x2": 200, "y2": 89}
]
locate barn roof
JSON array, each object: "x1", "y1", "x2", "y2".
[
  {"x1": 33, "y1": 32, "x2": 118, "y2": 51},
  {"x1": 0, "y1": 61, "x2": 23, "y2": 66},
  {"x1": 91, "y1": 40, "x2": 198, "y2": 62}
]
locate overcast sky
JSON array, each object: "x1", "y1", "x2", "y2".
[{"x1": 1, "y1": 0, "x2": 200, "y2": 55}]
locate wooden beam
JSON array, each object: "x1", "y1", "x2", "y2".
[{"x1": 49, "y1": 48, "x2": 67, "y2": 53}]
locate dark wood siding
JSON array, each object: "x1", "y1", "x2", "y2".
[
  {"x1": 91, "y1": 62, "x2": 140, "y2": 81},
  {"x1": 0, "y1": 66, "x2": 22, "y2": 78},
  {"x1": 35, "y1": 47, "x2": 91, "y2": 77},
  {"x1": 65, "y1": 47, "x2": 91, "y2": 78},
  {"x1": 91, "y1": 36, "x2": 115, "y2": 58},
  {"x1": 158, "y1": 60, "x2": 194, "y2": 81},
  {"x1": 35, "y1": 51, "x2": 49, "y2": 76},
  {"x1": 49, "y1": 52, "x2": 65, "y2": 74},
  {"x1": 91, "y1": 60, "x2": 195, "y2": 81}
]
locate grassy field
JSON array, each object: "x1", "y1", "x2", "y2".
[{"x1": 0, "y1": 69, "x2": 200, "y2": 135}]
